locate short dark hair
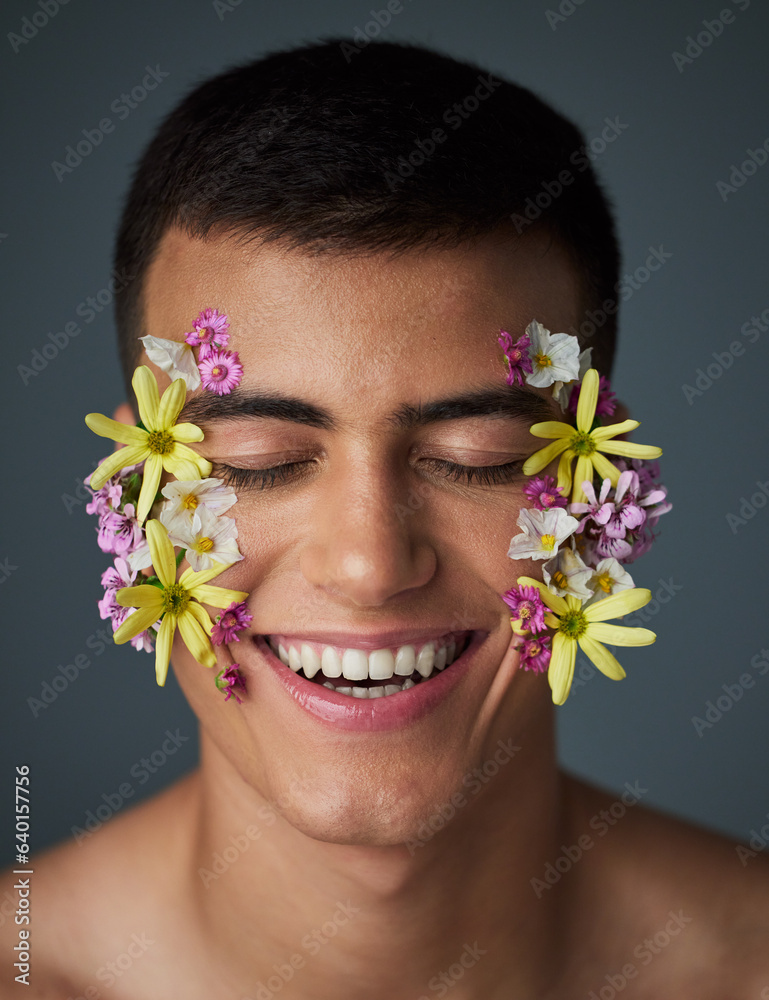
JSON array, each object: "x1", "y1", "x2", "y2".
[{"x1": 114, "y1": 38, "x2": 620, "y2": 391}]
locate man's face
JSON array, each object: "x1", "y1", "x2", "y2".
[{"x1": 140, "y1": 225, "x2": 581, "y2": 845}]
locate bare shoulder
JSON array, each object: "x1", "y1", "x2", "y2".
[
  {"x1": 562, "y1": 772, "x2": 769, "y2": 998},
  {"x1": 0, "y1": 772, "x2": 200, "y2": 998}
]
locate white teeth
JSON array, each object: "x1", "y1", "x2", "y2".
[
  {"x1": 342, "y1": 649, "x2": 369, "y2": 682},
  {"x1": 402, "y1": 678, "x2": 416, "y2": 689},
  {"x1": 288, "y1": 646, "x2": 302, "y2": 672},
  {"x1": 300, "y1": 643, "x2": 321, "y2": 678},
  {"x1": 415, "y1": 641, "x2": 435, "y2": 678},
  {"x1": 384, "y1": 684, "x2": 400, "y2": 696},
  {"x1": 278, "y1": 643, "x2": 290, "y2": 666},
  {"x1": 394, "y1": 644, "x2": 416, "y2": 676},
  {"x1": 368, "y1": 649, "x2": 395, "y2": 680},
  {"x1": 321, "y1": 646, "x2": 342, "y2": 677},
  {"x1": 434, "y1": 646, "x2": 447, "y2": 671}
]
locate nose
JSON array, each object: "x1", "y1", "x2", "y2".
[{"x1": 299, "y1": 460, "x2": 437, "y2": 607}]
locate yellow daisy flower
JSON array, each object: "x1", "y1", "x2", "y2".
[
  {"x1": 85, "y1": 366, "x2": 212, "y2": 523},
  {"x1": 516, "y1": 576, "x2": 656, "y2": 706},
  {"x1": 522, "y1": 368, "x2": 662, "y2": 503},
  {"x1": 114, "y1": 520, "x2": 249, "y2": 686}
]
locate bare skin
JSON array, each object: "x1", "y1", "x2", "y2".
[{"x1": 3, "y1": 227, "x2": 767, "y2": 999}]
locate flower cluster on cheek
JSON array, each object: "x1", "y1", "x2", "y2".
[
  {"x1": 83, "y1": 309, "x2": 253, "y2": 701},
  {"x1": 498, "y1": 320, "x2": 672, "y2": 705}
]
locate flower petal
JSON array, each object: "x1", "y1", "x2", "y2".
[
  {"x1": 177, "y1": 610, "x2": 217, "y2": 667},
  {"x1": 571, "y1": 455, "x2": 592, "y2": 504},
  {"x1": 155, "y1": 614, "x2": 175, "y2": 686},
  {"x1": 85, "y1": 413, "x2": 146, "y2": 446},
  {"x1": 522, "y1": 438, "x2": 570, "y2": 476},
  {"x1": 87, "y1": 445, "x2": 149, "y2": 491},
  {"x1": 516, "y1": 575, "x2": 569, "y2": 615},
  {"x1": 583, "y1": 587, "x2": 652, "y2": 621},
  {"x1": 133, "y1": 366, "x2": 160, "y2": 429},
  {"x1": 592, "y1": 419, "x2": 639, "y2": 441},
  {"x1": 578, "y1": 634, "x2": 626, "y2": 679},
  {"x1": 528, "y1": 421, "x2": 573, "y2": 440},
  {"x1": 158, "y1": 378, "x2": 187, "y2": 429},
  {"x1": 114, "y1": 604, "x2": 163, "y2": 644},
  {"x1": 588, "y1": 622, "x2": 656, "y2": 646},
  {"x1": 137, "y1": 454, "x2": 163, "y2": 524},
  {"x1": 591, "y1": 450, "x2": 622, "y2": 485},
  {"x1": 556, "y1": 449, "x2": 574, "y2": 494},
  {"x1": 597, "y1": 441, "x2": 663, "y2": 460},
  {"x1": 172, "y1": 422, "x2": 205, "y2": 444},
  {"x1": 186, "y1": 600, "x2": 214, "y2": 637},
  {"x1": 576, "y1": 369, "x2": 598, "y2": 432},
  {"x1": 145, "y1": 518, "x2": 177, "y2": 587},
  {"x1": 189, "y1": 583, "x2": 250, "y2": 609},
  {"x1": 549, "y1": 633, "x2": 576, "y2": 705},
  {"x1": 115, "y1": 584, "x2": 164, "y2": 609}
]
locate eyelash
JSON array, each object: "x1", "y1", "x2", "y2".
[{"x1": 213, "y1": 457, "x2": 523, "y2": 491}]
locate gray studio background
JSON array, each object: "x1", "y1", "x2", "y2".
[{"x1": 2, "y1": 0, "x2": 768, "y2": 862}]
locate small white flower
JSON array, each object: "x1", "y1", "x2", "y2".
[
  {"x1": 160, "y1": 477, "x2": 238, "y2": 532},
  {"x1": 524, "y1": 320, "x2": 581, "y2": 389},
  {"x1": 163, "y1": 506, "x2": 243, "y2": 572},
  {"x1": 553, "y1": 346, "x2": 593, "y2": 408},
  {"x1": 507, "y1": 507, "x2": 580, "y2": 561},
  {"x1": 543, "y1": 545, "x2": 593, "y2": 599},
  {"x1": 140, "y1": 335, "x2": 201, "y2": 390},
  {"x1": 585, "y1": 558, "x2": 635, "y2": 606},
  {"x1": 127, "y1": 541, "x2": 153, "y2": 572}
]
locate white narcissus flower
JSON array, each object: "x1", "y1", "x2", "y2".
[
  {"x1": 140, "y1": 335, "x2": 201, "y2": 390},
  {"x1": 162, "y1": 505, "x2": 243, "y2": 572},
  {"x1": 507, "y1": 507, "x2": 580, "y2": 561},
  {"x1": 160, "y1": 478, "x2": 238, "y2": 528},
  {"x1": 543, "y1": 545, "x2": 593, "y2": 600},
  {"x1": 585, "y1": 558, "x2": 635, "y2": 606},
  {"x1": 524, "y1": 320, "x2": 581, "y2": 389}
]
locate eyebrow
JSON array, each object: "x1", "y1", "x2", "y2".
[{"x1": 179, "y1": 383, "x2": 555, "y2": 430}]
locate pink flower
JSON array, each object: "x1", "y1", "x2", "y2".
[
  {"x1": 498, "y1": 330, "x2": 533, "y2": 387},
  {"x1": 216, "y1": 664, "x2": 247, "y2": 703},
  {"x1": 567, "y1": 374, "x2": 617, "y2": 418},
  {"x1": 211, "y1": 601, "x2": 253, "y2": 645},
  {"x1": 502, "y1": 585, "x2": 547, "y2": 633},
  {"x1": 523, "y1": 475, "x2": 568, "y2": 510},
  {"x1": 602, "y1": 471, "x2": 646, "y2": 539},
  {"x1": 96, "y1": 503, "x2": 144, "y2": 555},
  {"x1": 199, "y1": 349, "x2": 243, "y2": 395},
  {"x1": 519, "y1": 634, "x2": 551, "y2": 673},
  {"x1": 185, "y1": 308, "x2": 230, "y2": 356},
  {"x1": 569, "y1": 478, "x2": 614, "y2": 530}
]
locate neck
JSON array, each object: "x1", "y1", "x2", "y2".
[{"x1": 183, "y1": 717, "x2": 570, "y2": 999}]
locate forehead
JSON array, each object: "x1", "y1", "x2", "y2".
[{"x1": 142, "y1": 225, "x2": 581, "y2": 404}]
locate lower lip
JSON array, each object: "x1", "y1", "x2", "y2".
[{"x1": 253, "y1": 632, "x2": 486, "y2": 733}]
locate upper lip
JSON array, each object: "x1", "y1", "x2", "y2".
[{"x1": 260, "y1": 627, "x2": 477, "y2": 651}]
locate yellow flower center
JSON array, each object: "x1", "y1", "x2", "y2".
[
  {"x1": 162, "y1": 582, "x2": 190, "y2": 615},
  {"x1": 569, "y1": 429, "x2": 596, "y2": 456},
  {"x1": 558, "y1": 609, "x2": 588, "y2": 638},
  {"x1": 183, "y1": 494, "x2": 199, "y2": 510},
  {"x1": 540, "y1": 533, "x2": 556, "y2": 550},
  {"x1": 534, "y1": 353, "x2": 552, "y2": 368},
  {"x1": 596, "y1": 571, "x2": 614, "y2": 593},
  {"x1": 212, "y1": 366, "x2": 222, "y2": 377},
  {"x1": 552, "y1": 570, "x2": 569, "y2": 590},
  {"x1": 197, "y1": 536, "x2": 214, "y2": 552},
  {"x1": 147, "y1": 430, "x2": 174, "y2": 456}
]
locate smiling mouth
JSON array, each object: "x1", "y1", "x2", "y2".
[{"x1": 263, "y1": 632, "x2": 474, "y2": 699}]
